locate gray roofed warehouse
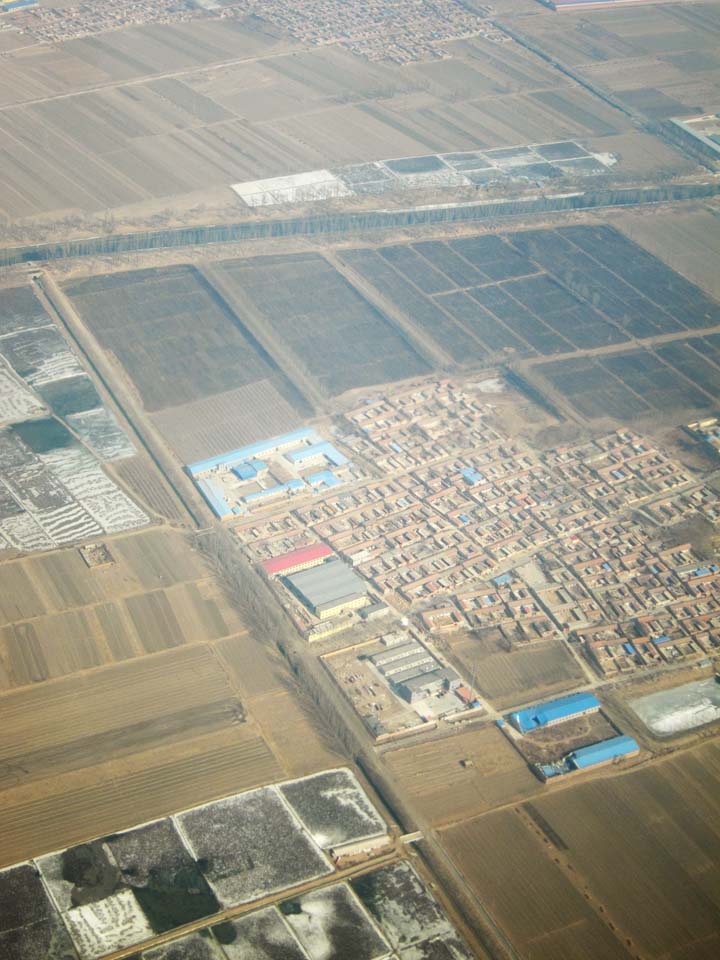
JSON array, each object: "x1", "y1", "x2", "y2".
[{"x1": 285, "y1": 557, "x2": 368, "y2": 618}]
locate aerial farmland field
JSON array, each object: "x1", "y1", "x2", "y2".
[
  {"x1": 444, "y1": 631, "x2": 584, "y2": 710},
  {"x1": 441, "y1": 808, "x2": 634, "y2": 960},
  {"x1": 212, "y1": 252, "x2": 430, "y2": 396},
  {"x1": 63, "y1": 265, "x2": 306, "y2": 460},
  {"x1": 384, "y1": 725, "x2": 538, "y2": 828}
]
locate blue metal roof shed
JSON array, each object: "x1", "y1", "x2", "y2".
[
  {"x1": 510, "y1": 691, "x2": 600, "y2": 733},
  {"x1": 569, "y1": 735, "x2": 639, "y2": 769}
]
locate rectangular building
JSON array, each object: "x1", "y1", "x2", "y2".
[
  {"x1": 569, "y1": 735, "x2": 639, "y2": 769},
  {"x1": 510, "y1": 691, "x2": 601, "y2": 733},
  {"x1": 286, "y1": 558, "x2": 368, "y2": 620},
  {"x1": 262, "y1": 543, "x2": 334, "y2": 577}
]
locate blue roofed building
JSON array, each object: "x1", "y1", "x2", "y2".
[
  {"x1": 509, "y1": 691, "x2": 601, "y2": 733},
  {"x1": 568, "y1": 735, "x2": 639, "y2": 770},
  {"x1": 286, "y1": 441, "x2": 349, "y2": 468}
]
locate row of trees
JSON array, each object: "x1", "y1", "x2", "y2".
[{"x1": 3, "y1": 182, "x2": 719, "y2": 268}]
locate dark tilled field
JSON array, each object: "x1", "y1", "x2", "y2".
[
  {"x1": 536, "y1": 345, "x2": 717, "y2": 422},
  {"x1": 213, "y1": 253, "x2": 430, "y2": 396},
  {"x1": 63, "y1": 266, "x2": 290, "y2": 412},
  {"x1": 340, "y1": 225, "x2": 720, "y2": 377}
]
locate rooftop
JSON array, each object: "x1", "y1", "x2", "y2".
[
  {"x1": 286, "y1": 558, "x2": 367, "y2": 611},
  {"x1": 262, "y1": 543, "x2": 334, "y2": 576}
]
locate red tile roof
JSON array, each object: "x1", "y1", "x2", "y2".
[{"x1": 261, "y1": 543, "x2": 333, "y2": 575}]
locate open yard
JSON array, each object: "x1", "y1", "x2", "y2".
[
  {"x1": 383, "y1": 725, "x2": 538, "y2": 827},
  {"x1": 444, "y1": 630, "x2": 584, "y2": 711}
]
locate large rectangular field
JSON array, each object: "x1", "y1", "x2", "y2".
[
  {"x1": 0, "y1": 528, "x2": 242, "y2": 688},
  {"x1": 63, "y1": 265, "x2": 305, "y2": 461},
  {"x1": 0, "y1": 523, "x2": 345, "y2": 867},
  {"x1": 439, "y1": 740, "x2": 720, "y2": 960},
  {"x1": 441, "y1": 809, "x2": 633, "y2": 960},
  {"x1": 212, "y1": 252, "x2": 430, "y2": 396},
  {"x1": 338, "y1": 222, "x2": 720, "y2": 378},
  {"x1": 63, "y1": 266, "x2": 290, "y2": 412},
  {"x1": 383, "y1": 725, "x2": 538, "y2": 827},
  {"x1": 0, "y1": 14, "x2": 652, "y2": 225},
  {"x1": 533, "y1": 344, "x2": 718, "y2": 424}
]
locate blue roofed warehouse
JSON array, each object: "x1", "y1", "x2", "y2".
[
  {"x1": 569, "y1": 735, "x2": 639, "y2": 770},
  {"x1": 510, "y1": 691, "x2": 601, "y2": 733}
]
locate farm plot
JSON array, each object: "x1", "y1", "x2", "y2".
[
  {"x1": 279, "y1": 768, "x2": 386, "y2": 851},
  {"x1": 445, "y1": 630, "x2": 584, "y2": 711},
  {"x1": 340, "y1": 224, "x2": 720, "y2": 375},
  {"x1": 145, "y1": 932, "x2": 223, "y2": 960},
  {"x1": 214, "y1": 906, "x2": 310, "y2": 960},
  {"x1": 528, "y1": 740, "x2": 720, "y2": 960},
  {"x1": 280, "y1": 884, "x2": 390, "y2": 960},
  {"x1": 0, "y1": 286, "x2": 134, "y2": 460},
  {"x1": 208, "y1": 861, "x2": 473, "y2": 959},
  {"x1": 213, "y1": 253, "x2": 429, "y2": 397},
  {"x1": 63, "y1": 266, "x2": 297, "y2": 414},
  {"x1": 383, "y1": 725, "x2": 538, "y2": 827},
  {"x1": 556, "y1": 225, "x2": 720, "y2": 330},
  {"x1": 616, "y1": 207, "x2": 720, "y2": 300},
  {"x1": 176, "y1": 786, "x2": 332, "y2": 906},
  {"x1": 40, "y1": 818, "x2": 219, "y2": 936},
  {"x1": 351, "y1": 861, "x2": 456, "y2": 951},
  {"x1": 440, "y1": 810, "x2": 633, "y2": 960},
  {"x1": 534, "y1": 345, "x2": 717, "y2": 424},
  {"x1": 339, "y1": 230, "x2": 631, "y2": 364},
  {"x1": 0, "y1": 862, "x2": 78, "y2": 960},
  {"x1": 0, "y1": 535, "x2": 243, "y2": 689},
  {"x1": 338, "y1": 248, "x2": 487, "y2": 364},
  {"x1": 0, "y1": 420, "x2": 146, "y2": 554}
]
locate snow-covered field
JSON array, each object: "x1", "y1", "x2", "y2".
[
  {"x1": 631, "y1": 678, "x2": 720, "y2": 736},
  {"x1": 279, "y1": 769, "x2": 387, "y2": 850},
  {"x1": 0, "y1": 428, "x2": 148, "y2": 553},
  {"x1": 0, "y1": 361, "x2": 46, "y2": 425}
]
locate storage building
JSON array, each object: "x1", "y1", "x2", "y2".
[
  {"x1": 262, "y1": 543, "x2": 334, "y2": 577},
  {"x1": 510, "y1": 691, "x2": 600, "y2": 733},
  {"x1": 568, "y1": 735, "x2": 639, "y2": 770},
  {"x1": 286, "y1": 557, "x2": 368, "y2": 619}
]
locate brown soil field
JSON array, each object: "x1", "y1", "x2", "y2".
[
  {"x1": 440, "y1": 739, "x2": 720, "y2": 960},
  {"x1": 612, "y1": 207, "x2": 720, "y2": 300},
  {"x1": 516, "y1": 4, "x2": 720, "y2": 119},
  {"x1": 0, "y1": 724, "x2": 281, "y2": 867},
  {"x1": 0, "y1": 7, "x2": 660, "y2": 233},
  {"x1": 111, "y1": 452, "x2": 190, "y2": 524},
  {"x1": 445, "y1": 632, "x2": 584, "y2": 711},
  {"x1": 0, "y1": 523, "x2": 346, "y2": 866},
  {"x1": 246, "y1": 689, "x2": 345, "y2": 780},
  {"x1": 0, "y1": 529, "x2": 245, "y2": 690},
  {"x1": 441, "y1": 809, "x2": 633, "y2": 960},
  {"x1": 529, "y1": 740, "x2": 720, "y2": 959},
  {"x1": 0, "y1": 645, "x2": 249, "y2": 792},
  {"x1": 383, "y1": 725, "x2": 538, "y2": 828},
  {"x1": 150, "y1": 379, "x2": 304, "y2": 464}
]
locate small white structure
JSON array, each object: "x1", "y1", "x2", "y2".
[{"x1": 231, "y1": 169, "x2": 352, "y2": 207}]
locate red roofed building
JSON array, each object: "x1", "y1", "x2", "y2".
[{"x1": 262, "y1": 543, "x2": 334, "y2": 577}]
